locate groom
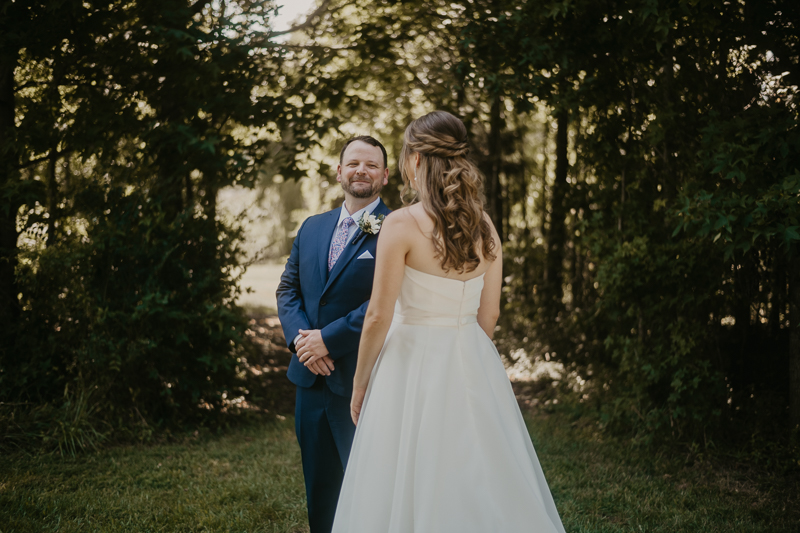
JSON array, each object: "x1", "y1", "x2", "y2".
[{"x1": 276, "y1": 135, "x2": 391, "y2": 533}]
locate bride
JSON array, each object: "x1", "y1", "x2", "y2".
[{"x1": 331, "y1": 111, "x2": 566, "y2": 533}]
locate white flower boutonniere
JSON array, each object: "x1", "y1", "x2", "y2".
[{"x1": 357, "y1": 212, "x2": 385, "y2": 235}]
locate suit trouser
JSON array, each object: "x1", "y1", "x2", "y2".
[{"x1": 295, "y1": 376, "x2": 356, "y2": 533}]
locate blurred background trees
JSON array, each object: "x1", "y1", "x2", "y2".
[
  {"x1": 298, "y1": 0, "x2": 799, "y2": 448},
  {"x1": 1, "y1": 0, "x2": 798, "y2": 454},
  {"x1": 0, "y1": 0, "x2": 333, "y2": 450}
]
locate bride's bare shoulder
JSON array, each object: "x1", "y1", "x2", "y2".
[
  {"x1": 386, "y1": 205, "x2": 413, "y2": 218},
  {"x1": 388, "y1": 204, "x2": 424, "y2": 216},
  {"x1": 379, "y1": 207, "x2": 414, "y2": 235},
  {"x1": 385, "y1": 205, "x2": 428, "y2": 228},
  {"x1": 382, "y1": 206, "x2": 411, "y2": 227}
]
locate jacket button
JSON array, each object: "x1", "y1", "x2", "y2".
[{"x1": 320, "y1": 301, "x2": 327, "y2": 306}]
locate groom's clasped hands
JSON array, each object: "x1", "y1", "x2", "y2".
[{"x1": 296, "y1": 328, "x2": 335, "y2": 376}]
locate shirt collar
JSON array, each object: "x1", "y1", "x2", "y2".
[{"x1": 337, "y1": 197, "x2": 381, "y2": 227}]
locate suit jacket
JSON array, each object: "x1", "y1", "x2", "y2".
[{"x1": 277, "y1": 199, "x2": 392, "y2": 397}]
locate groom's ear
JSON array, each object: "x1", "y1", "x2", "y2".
[
  {"x1": 336, "y1": 164, "x2": 343, "y2": 184},
  {"x1": 383, "y1": 167, "x2": 389, "y2": 185}
]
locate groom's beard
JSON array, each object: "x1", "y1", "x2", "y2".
[{"x1": 342, "y1": 177, "x2": 383, "y2": 199}]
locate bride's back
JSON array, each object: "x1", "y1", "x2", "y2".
[{"x1": 397, "y1": 204, "x2": 495, "y2": 282}]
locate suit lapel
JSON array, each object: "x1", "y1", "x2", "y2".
[
  {"x1": 322, "y1": 199, "x2": 391, "y2": 295},
  {"x1": 317, "y1": 209, "x2": 340, "y2": 287}
]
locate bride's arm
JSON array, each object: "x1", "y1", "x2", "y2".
[
  {"x1": 351, "y1": 212, "x2": 410, "y2": 424},
  {"x1": 477, "y1": 215, "x2": 503, "y2": 339}
]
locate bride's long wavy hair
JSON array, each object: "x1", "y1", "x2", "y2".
[{"x1": 399, "y1": 110, "x2": 496, "y2": 273}]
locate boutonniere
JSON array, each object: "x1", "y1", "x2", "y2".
[{"x1": 357, "y1": 212, "x2": 385, "y2": 235}]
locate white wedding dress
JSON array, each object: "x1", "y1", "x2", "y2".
[{"x1": 332, "y1": 266, "x2": 566, "y2": 533}]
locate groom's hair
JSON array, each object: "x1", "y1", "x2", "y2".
[{"x1": 339, "y1": 135, "x2": 388, "y2": 169}]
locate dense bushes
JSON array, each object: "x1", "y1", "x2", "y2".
[
  {"x1": 0, "y1": 0, "x2": 328, "y2": 452},
  {"x1": 3, "y1": 188, "x2": 250, "y2": 452}
]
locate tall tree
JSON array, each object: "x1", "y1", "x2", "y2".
[{"x1": 1, "y1": 0, "x2": 342, "y2": 449}]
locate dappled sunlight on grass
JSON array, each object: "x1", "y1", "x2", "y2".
[
  {"x1": 526, "y1": 410, "x2": 799, "y2": 533},
  {"x1": 1, "y1": 419, "x2": 309, "y2": 533},
  {"x1": 2, "y1": 408, "x2": 796, "y2": 532}
]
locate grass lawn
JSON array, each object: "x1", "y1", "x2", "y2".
[
  {"x1": 0, "y1": 419, "x2": 307, "y2": 533},
  {"x1": 2, "y1": 408, "x2": 797, "y2": 533},
  {"x1": 527, "y1": 411, "x2": 798, "y2": 533}
]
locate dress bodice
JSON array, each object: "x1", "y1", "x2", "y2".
[{"x1": 393, "y1": 265, "x2": 485, "y2": 328}]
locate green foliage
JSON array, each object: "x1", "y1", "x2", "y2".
[
  {"x1": 339, "y1": 0, "x2": 798, "y2": 442},
  {"x1": 676, "y1": 106, "x2": 800, "y2": 258},
  {"x1": 6, "y1": 187, "x2": 250, "y2": 447},
  {"x1": 289, "y1": 0, "x2": 800, "y2": 444},
  {"x1": 591, "y1": 236, "x2": 727, "y2": 437},
  {"x1": 3, "y1": 0, "x2": 798, "y2": 452},
  {"x1": 0, "y1": 0, "x2": 339, "y2": 451},
  {"x1": 497, "y1": 0, "x2": 799, "y2": 441},
  {"x1": 42, "y1": 380, "x2": 109, "y2": 457}
]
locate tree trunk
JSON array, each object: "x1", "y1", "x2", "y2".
[
  {"x1": 732, "y1": 259, "x2": 753, "y2": 392},
  {"x1": 46, "y1": 149, "x2": 59, "y2": 247},
  {"x1": 571, "y1": 218, "x2": 584, "y2": 310},
  {"x1": 184, "y1": 171, "x2": 194, "y2": 208},
  {"x1": 154, "y1": 142, "x2": 184, "y2": 221},
  {"x1": 770, "y1": 247, "x2": 785, "y2": 337},
  {"x1": 544, "y1": 107, "x2": 569, "y2": 307},
  {"x1": 789, "y1": 254, "x2": 800, "y2": 429},
  {"x1": 0, "y1": 50, "x2": 20, "y2": 354},
  {"x1": 538, "y1": 119, "x2": 550, "y2": 242},
  {"x1": 202, "y1": 170, "x2": 218, "y2": 220},
  {"x1": 486, "y1": 95, "x2": 504, "y2": 242},
  {"x1": 661, "y1": 45, "x2": 672, "y2": 182},
  {"x1": 617, "y1": 167, "x2": 625, "y2": 232}
]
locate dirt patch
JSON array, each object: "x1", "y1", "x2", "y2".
[
  {"x1": 240, "y1": 313, "x2": 296, "y2": 417},
  {"x1": 242, "y1": 313, "x2": 558, "y2": 419}
]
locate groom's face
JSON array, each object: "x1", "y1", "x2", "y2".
[{"x1": 337, "y1": 141, "x2": 389, "y2": 200}]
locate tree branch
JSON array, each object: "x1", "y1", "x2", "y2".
[
  {"x1": 279, "y1": 44, "x2": 357, "y2": 52},
  {"x1": 191, "y1": 0, "x2": 213, "y2": 16},
  {"x1": 17, "y1": 149, "x2": 73, "y2": 170},
  {"x1": 269, "y1": 0, "x2": 336, "y2": 37},
  {"x1": 14, "y1": 80, "x2": 52, "y2": 92}
]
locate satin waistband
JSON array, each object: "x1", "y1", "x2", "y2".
[{"x1": 393, "y1": 314, "x2": 478, "y2": 328}]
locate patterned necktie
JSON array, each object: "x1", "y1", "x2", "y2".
[{"x1": 328, "y1": 217, "x2": 355, "y2": 271}]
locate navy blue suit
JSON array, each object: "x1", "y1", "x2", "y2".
[{"x1": 276, "y1": 199, "x2": 391, "y2": 533}]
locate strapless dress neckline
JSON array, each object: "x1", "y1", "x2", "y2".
[{"x1": 404, "y1": 264, "x2": 486, "y2": 284}]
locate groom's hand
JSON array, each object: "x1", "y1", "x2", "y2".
[{"x1": 297, "y1": 329, "x2": 334, "y2": 376}]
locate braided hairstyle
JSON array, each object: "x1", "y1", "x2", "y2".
[{"x1": 399, "y1": 110, "x2": 496, "y2": 273}]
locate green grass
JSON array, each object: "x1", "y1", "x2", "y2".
[
  {"x1": 1, "y1": 411, "x2": 796, "y2": 533},
  {"x1": 0, "y1": 418, "x2": 308, "y2": 533},
  {"x1": 528, "y1": 411, "x2": 798, "y2": 533}
]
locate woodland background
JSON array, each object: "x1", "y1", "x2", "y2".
[{"x1": 0, "y1": 0, "x2": 798, "y2": 471}]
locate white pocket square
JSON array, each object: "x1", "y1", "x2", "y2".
[{"x1": 357, "y1": 250, "x2": 374, "y2": 260}]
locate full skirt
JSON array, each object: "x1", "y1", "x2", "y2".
[{"x1": 331, "y1": 321, "x2": 566, "y2": 533}]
